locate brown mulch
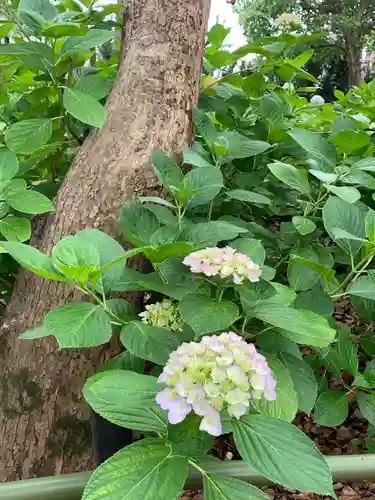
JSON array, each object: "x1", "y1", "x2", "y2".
[{"x1": 178, "y1": 297, "x2": 374, "y2": 499}]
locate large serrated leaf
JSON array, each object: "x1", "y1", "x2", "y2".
[
  {"x1": 82, "y1": 439, "x2": 188, "y2": 500},
  {"x1": 232, "y1": 415, "x2": 333, "y2": 494},
  {"x1": 120, "y1": 321, "x2": 180, "y2": 365},
  {"x1": 84, "y1": 370, "x2": 166, "y2": 433}
]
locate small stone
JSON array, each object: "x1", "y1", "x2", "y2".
[
  {"x1": 339, "y1": 485, "x2": 359, "y2": 499},
  {"x1": 335, "y1": 483, "x2": 345, "y2": 491},
  {"x1": 336, "y1": 426, "x2": 354, "y2": 441}
]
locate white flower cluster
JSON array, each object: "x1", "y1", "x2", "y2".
[
  {"x1": 310, "y1": 95, "x2": 325, "y2": 105},
  {"x1": 183, "y1": 246, "x2": 261, "y2": 284},
  {"x1": 156, "y1": 332, "x2": 276, "y2": 436},
  {"x1": 275, "y1": 13, "x2": 301, "y2": 26},
  {"x1": 139, "y1": 299, "x2": 183, "y2": 332}
]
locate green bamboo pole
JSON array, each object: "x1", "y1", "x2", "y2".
[{"x1": 1, "y1": 455, "x2": 375, "y2": 500}]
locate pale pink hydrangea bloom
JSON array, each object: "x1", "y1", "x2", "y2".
[
  {"x1": 155, "y1": 332, "x2": 276, "y2": 436},
  {"x1": 183, "y1": 246, "x2": 261, "y2": 284}
]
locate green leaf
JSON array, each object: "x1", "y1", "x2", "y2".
[
  {"x1": 268, "y1": 162, "x2": 310, "y2": 195},
  {"x1": 231, "y1": 238, "x2": 265, "y2": 265},
  {"x1": 43, "y1": 22, "x2": 88, "y2": 38},
  {"x1": 84, "y1": 371, "x2": 166, "y2": 433},
  {"x1": 61, "y1": 29, "x2": 115, "y2": 55},
  {"x1": 349, "y1": 274, "x2": 375, "y2": 301},
  {"x1": 6, "y1": 189, "x2": 54, "y2": 214},
  {"x1": 179, "y1": 294, "x2": 239, "y2": 336},
  {"x1": 207, "y1": 23, "x2": 231, "y2": 48},
  {"x1": 18, "y1": 0, "x2": 57, "y2": 20},
  {"x1": 138, "y1": 196, "x2": 175, "y2": 208},
  {"x1": 324, "y1": 336, "x2": 358, "y2": 377},
  {"x1": 254, "y1": 304, "x2": 335, "y2": 347},
  {"x1": 5, "y1": 119, "x2": 52, "y2": 154},
  {"x1": 314, "y1": 390, "x2": 348, "y2": 426},
  {"x1": 257, "y1": 330, "x2": 301, "y2": 359},
  {"x1": 74, "y1": 74, "x2": 112, "y2": 100},
  {"x1": 232, "y1": 415, "x2": 333, "y2": 494},
  {"x1": 187, "y1": 221, "x2": 247, "y2": 246},
  {"x1": 120, "y1": 321, "x2": 179, "y2": 365},
  {"x1": 77, "y1": 229, "x2": 129, "y2": 292},
  {"x1": 180, "y1": 166, "x2": 223, "y2": 208},
  {"x1": 289, "y1": 128, "x2": 336, "y2": 171},
  {"x1": 353, "y1": 157, "x2": 375, "y2": 172},
  {"x1": 323, "y1": 196, "x2": 365, "y2": 255},
  {"x1": 357, "y1": 392, "x2": 375, "y2": 424},
  {"x1": 327, "y1": 185, "x2": 361, "y2": 204},
  {"x1": 0, "y1": 41, "x2": 54, "y2": 62},
  {"x1": 0, "y1": 216, "x2": 31, "y2": 242},
  {"x1": 167, "y1": 414, "x2": 213, "y2": 457},
  {"x1": 105, "y1": 298, "x2": 136, "y2": 323},
  {"x1": 293, "y1": 284, "x2": 333, "y2": 317},
  {"x1": 226, "y1": 189, "x2": 271, "y2": 205},
  {"x1": 364, "y1": 360, "x2": 375, "y2": 388},
  {"x1": 63, "y1": 88, "x2": 106, "y2": 128},
  {"x1": 331, "y1": 228, "x2": 367, "y2": 243},
  {"x1": 288, "y1": 247, "x2": 322, "y2": 291},
  {"x1": 280, "y1": 353, "x2": 317, "y2": 414},
  {"x1": 100, "y1": 351, "x2": 143, "y2": 374},
  {"x1": 118, "y1": 202, "x2": 160, "y2": 246},
  {"x1": 331, "y1": 130, "x2": 370, "y2": 155},
  {"x1": 0, "y1": 242, "x2": 63, "y2": 280},
  {"x1": 252, "y1": 355, "x2": 298, "y2": 422},
  {"x1": 366, "y1": 209, "x2": 375, "y2": 243},
  {"x1": 259, "y1": 93, "x2": 285, "y2": 127},
  {"x1": 215, "y1": 131, "x2": 270, "y2": 160},
  {"x1": 82, "y1": 439, "x2": 188, "y2": 500},
  {"x1": 203, "y1": 473, "x2": 268, "y2": 500},
  {"x1": 45, "y1": 302, "x2": 112, "y2": 347},
  {"x1": 292, "y1": 216, "x2": 316, "y2": 235},
  {"x1": 309, "y1": 170, "x2": 337, "y2": 184},
  {"x1": 152, "y1": 149, "x2": 183, "y2": 192},
  {"x1": 0, "y1": 149, "x2": 18, "y2": 182},
  {"x1": 52, "y1": 235, "x2": 100, "y2": 282},
  {"x1": 183, "y1": 148, "x2": 214, "y2": 168},
  {"x1": 19, "y1": 325, "x2": 50, "y2": 340}
]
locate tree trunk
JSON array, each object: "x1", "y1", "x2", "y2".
[
  {"x1": 345, "y1": 33, "x2": 362, "y2": 87},
  {"x1": 0, "y1": 0, "x2": 210, "y2": 481}
]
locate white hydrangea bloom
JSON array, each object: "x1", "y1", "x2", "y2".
[
  {"x1": 352, "y1": 113, "x2": 370, "y2": 124},
  {"x1": 155, "y1": 332, "x2": 276, "y2": 436},
  {"x1": 282, "y1": 82, "x2": 294, "y2": 92},
  {"x1": 310, "y1": 95, "x2": 325, "y2": 105},
  {"x1": 275, "y1": 13, "x2": 301, "y2": 26},
  {"x1": 139, "y1": 299, "x2": 183, "y2": 332},
  {"x1": 183, "y1": 246, "x2": 261, "y2": 284}
]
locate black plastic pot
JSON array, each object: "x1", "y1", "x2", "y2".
[{"x1": 90, "y1": 409, "x2": 133, "y2": 465}]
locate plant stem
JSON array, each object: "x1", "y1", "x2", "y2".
[
  {"x1": 330, "y1": 255, "x2": 373, "y2": 297},
  {"x1": 79, "y1": 285, "x2": 125, "y2": 326}
]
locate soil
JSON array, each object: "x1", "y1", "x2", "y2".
[{"x1": 178, "y1": 297, "x2": 375, "y2": 499}]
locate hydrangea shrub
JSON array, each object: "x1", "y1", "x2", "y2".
[{"x1": 13, "y1": 20, "x2": 375, "y2": 500}]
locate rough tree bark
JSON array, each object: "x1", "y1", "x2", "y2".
[
  {"x1": 0, "y1": 0, "x2": 211, "y2": 481},
  {"x1": 345, "y1": 32, "x2": 362, "y2": 87}
]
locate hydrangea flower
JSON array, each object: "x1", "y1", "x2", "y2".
[
  {"x1": 275, "y1": 13, "x2": 301, "y2": 26},
  {"x1": 182, "y1": 246, "x2": 261, "y2": 284},
  {"x1": 310, "y1": 95, "x2": 325, "y2": 105},
  {"x1": 139, "y1": 299, "x2": 183, "y2": 332},
  {"x1": 155, "y1": 332, "x2": 276, "y2": 436}
]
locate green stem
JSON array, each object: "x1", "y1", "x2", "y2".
[
  {"x1": 330, "y1": 255, "x2": 372, "y2": 297},
  {"x1": 207, "y1": 200, "x2": 213, "y2": 221},
  {"x1": 78, "y1": 285, "x2": 124, "y2": 326}
]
